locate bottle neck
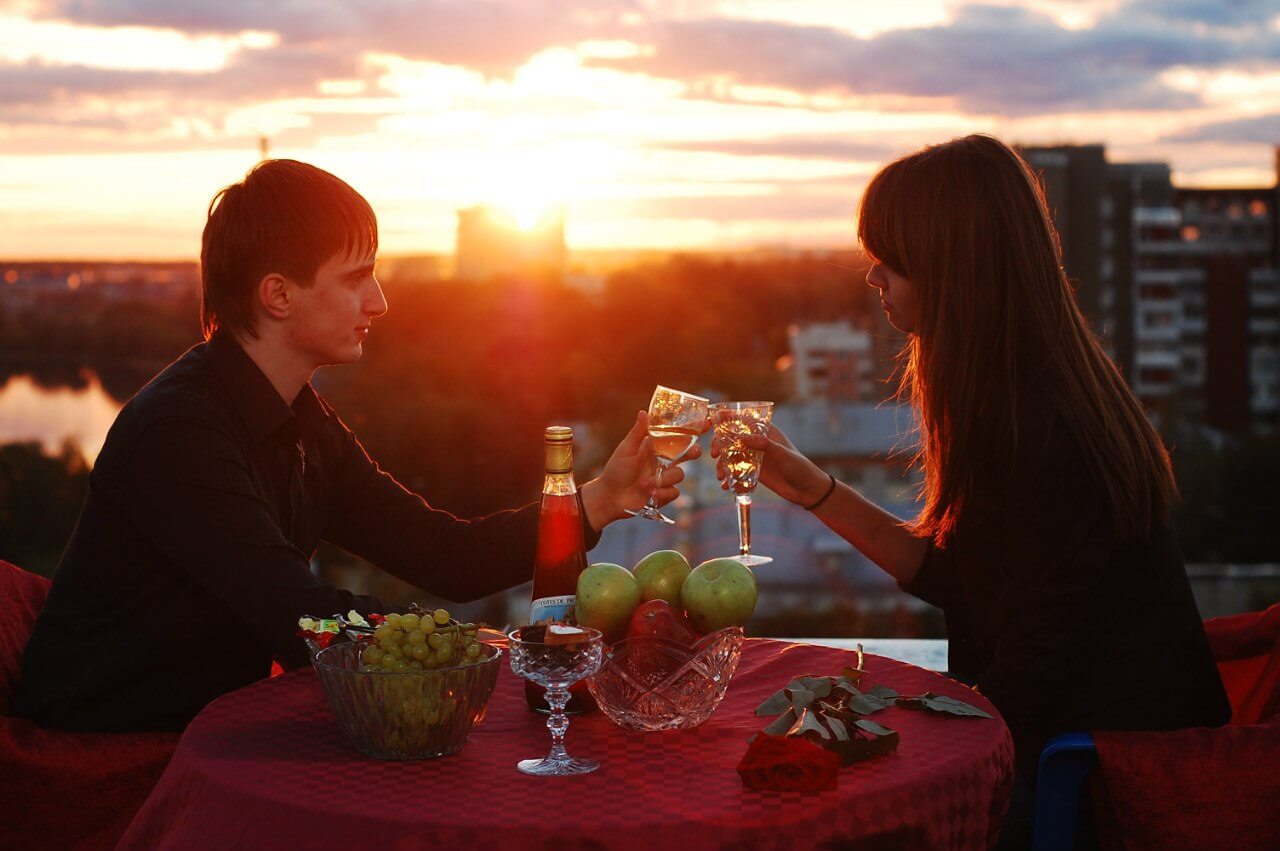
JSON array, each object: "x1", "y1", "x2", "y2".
[{"x1": 543, "y1": 470, "x2": 577, "y2": 497}]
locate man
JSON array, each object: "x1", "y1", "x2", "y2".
[{"x1": 16, "y1": 159, "x2": 694, "y2": 732}]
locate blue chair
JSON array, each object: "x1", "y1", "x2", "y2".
[{"x1": 1032, "y1": 732, "x2": 1098, "y2": 851}]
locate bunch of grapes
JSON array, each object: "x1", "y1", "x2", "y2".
[{"x1": 360, "y1": 608, "x2": 485, "y2": 672}]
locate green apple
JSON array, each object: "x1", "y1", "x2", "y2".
[
  {"x1": 633, "y1": 549, "x2": 692, "y2": 608},
  {"x1": 681, "y1": 558, "x2": 758, "y2": 633},
  {"x1": 575, "y1": 563, "x2": 641, "y2": 642}
]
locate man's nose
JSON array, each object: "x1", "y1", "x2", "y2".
[{"x1": 367, "y1": 279, "x2": 388, "y2": 317}]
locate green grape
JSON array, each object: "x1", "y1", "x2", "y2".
[
  {"x1": 418, "y1": 618, "x2": 436, "y2": 636},
  {"x1": 385, "y1": 613, "x2": 402, "y2": 627},
  {"x1": 407, "y1": 630, "x2": 427, "y2": 646},
  {"x1": 427, "y1": 633, "x2": 445, "y2": 651},
  {"x1": 393, "y1": 659, "x2": 410, "y2": 673},
  {"x1": 411, "y1": 644, "x2": 429, "y2": 661},
  {"x1": 362, "y1": 645, "x2": 384, "y2": 664},
  {"x1": 465, "y1": 643, "x2": 481, "y2": 659},
  {"x1": 433, "y1": 649, "x2": 452, "y2": 666},
  {"x1": 400, "y1": 613, "x2": 420, "y2": 630},
  {"x1": 408, "y1": 660, "x2": 423, "y2": 670},
  {"x1": 433, "y1": 608, "x2": 450, "y2": 625},
  {"x1": 374, "y1": 624, "x2": 393, "y2": 642}
]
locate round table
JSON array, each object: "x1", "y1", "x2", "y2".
[{"x1": 119, "y1": 639, "x2": 1014, "y2": 850}]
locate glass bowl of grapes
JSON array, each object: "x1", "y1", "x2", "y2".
[
  {"x1": 587, "y1": 627, "x2": 745, "y2": 731},
  {"x1": 313, "y1": 609, "x2": 501, "y2": 760}
]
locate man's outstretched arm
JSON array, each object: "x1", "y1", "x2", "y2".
[{"x1": 322, "y1": 411, "x2": 695, "y2": 602}]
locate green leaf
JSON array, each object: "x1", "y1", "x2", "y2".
[
  {"x1": 788, "y1": 706, "x2": 831, "y2": 740},
  {"x1": 755, "y1": 689, "x2": 793, "y2": 716},
  {"x1": 788, "y1": 686, "x2": 817, "y2": 710},
  {"x1": 827, "y1": 715, "x2": 850, "y2": 741},
  {"x1": 897, "y1": 692, "x2": 993, "y2": 719},
  {"x1": 790, "y1": 676, "x2": 833, "y2": 699},
  {"x1": 867, "y1": 685, "x2": 898, "y2": 700},
  {"x1": 762, "y1": 708, "x2": 797, "y2": 736},
  {"x1": 845, "y1": 691, "x2": 894, "y2": 715},
  {"x1": 826, "y1": 720, "x2": 900, "y2": 764},
  {"x1": 854, "y1": 718, "x2": 896, "y2": 737}
]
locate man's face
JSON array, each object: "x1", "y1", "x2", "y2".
[{"x1": 285, "y1": 246, "x2": 387, "y2": 367}]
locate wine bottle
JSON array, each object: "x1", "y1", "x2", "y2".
[{"x1": 525, "y1": 426, "x2": 596, "y2": 714}]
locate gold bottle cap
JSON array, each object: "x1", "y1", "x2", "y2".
[{"x1": 544, "y1": 426, "x2": 574, "y2": 473}]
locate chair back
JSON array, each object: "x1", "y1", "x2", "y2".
[
  {"x1": 0, "y1": 560, "x2": 51, "y2": 714},
  {"x1": 1205, "y1": 601, "x2": 1280, "y2": 726}
]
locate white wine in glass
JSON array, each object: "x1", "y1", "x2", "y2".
[
  {"x1": 711, "y1": 401, "x2": 774, "y2": 566},
  {"x1": 627, "y1": 386, "x2": 709, "y2": 525}
]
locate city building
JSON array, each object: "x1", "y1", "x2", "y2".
[
  {"x1": 1021, "y1": 143, "x2": 1280, "y2": 434},
  {"x1": 784, "y1": 321, "x2": 876, "y2": 402},
  {"x1": 454, "y1": 205, "x2": 566, "y2": 282}
]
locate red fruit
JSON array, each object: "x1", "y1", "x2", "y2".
[{"x1": 626, "y1": 599, "x2": 699, "y2": 647}]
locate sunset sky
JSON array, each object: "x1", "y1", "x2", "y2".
[{"x1": 1, "y1": 0, "x2": 1278, "y2": 259}]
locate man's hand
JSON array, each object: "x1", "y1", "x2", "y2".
[{"x1": 580, "y1": 410, "x2": 702, "y2": 532}]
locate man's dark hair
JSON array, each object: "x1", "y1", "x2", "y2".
[{"x1": 200, "y1": 159, "x2": 378, "y2": 340}]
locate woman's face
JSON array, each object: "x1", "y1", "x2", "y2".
[{"x1": 866, "y1": 260, "x2": 918, "y2": 334}]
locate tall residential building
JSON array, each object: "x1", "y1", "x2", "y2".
[
  {"x1": 785, "y1": 321, "x2": 876, "y2": 402},
  {"x1": 1020, "y1": 145, "x2": 1112, "y2": 344},
  {"x1": 454, "y1": 205, "x2": 566, "y2": 282},
  {"x1": 1022, "y1": 143, "x2": 1280, "y2": 434}
]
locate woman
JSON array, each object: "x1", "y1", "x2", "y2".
[{"x1": 716, "y1": 135, "x2": 1229, "y2": 839}]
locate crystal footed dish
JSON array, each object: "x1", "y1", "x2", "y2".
[
  {"x1": 313, "y1": 640, "x2": 501, "y2": 760},
  {"x1": 587, "y1": 628, "x2": 745, "y2": 731}
]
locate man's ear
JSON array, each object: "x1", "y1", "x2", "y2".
[{"x1": 256, "y1": 272, "x2": 291, "y2": 322}]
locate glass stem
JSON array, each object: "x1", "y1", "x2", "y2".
[
  {"x1": 736, "y1": 493, "x2": 752, "y2": 557},
  {"x1": 647, "y1": 459, "x2": 667, "y2": 511},
  {"x1": 544, "y1": 684, "x2": 571, "y2": 761}
]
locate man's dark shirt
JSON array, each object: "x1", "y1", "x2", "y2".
[
  {"x1": 902, "y1": 406, "x2": 1231, "y2": 774},
  {"x1": 16, "y1": 334, "x2": 597, "y2": 732}
]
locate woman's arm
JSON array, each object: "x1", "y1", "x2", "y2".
[{"x1": 712, "y1": 424, "x2": 927, "y2": 585}]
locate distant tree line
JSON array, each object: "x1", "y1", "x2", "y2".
[{"x1": 3, "y1": 255, "x2": 1277, "y2": 581}]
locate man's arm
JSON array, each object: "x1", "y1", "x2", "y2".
[
  {"x1": 125, "y1": 416, "x2": 389, "y2": 662},
  {"x1": 321, "y1": 425, "x2": 555, "y2": 602}
]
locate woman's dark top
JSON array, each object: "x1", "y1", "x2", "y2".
[{"x1": 902, "y1": 408, "x2": 1231, "y2": 774}]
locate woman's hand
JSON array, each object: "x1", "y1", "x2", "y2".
[
  {"x1": 580, "y1": 410, "x2": 701, "y2": 531},
  {"x1": 710, "y1": 422, "x2": 829, "y2": 507}
]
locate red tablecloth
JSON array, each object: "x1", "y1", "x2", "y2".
[{"x1": 119, "y1": 639, "x2": 1013, "y2": 850}]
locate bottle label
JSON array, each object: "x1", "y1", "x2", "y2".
[{"x1": 530, "y1": 594, "x2": 576, "y2": 624}]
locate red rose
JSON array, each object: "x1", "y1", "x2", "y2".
[{"x1": 737, "y1": 733, "x2": 841, "y2": 792}]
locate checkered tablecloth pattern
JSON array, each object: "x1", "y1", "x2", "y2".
[{"x1": 119, "y1": 639, "x2": 1014, "y2": 850}]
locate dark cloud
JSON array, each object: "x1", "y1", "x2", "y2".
[
  {"x1": 655, "y1": 136, "x2": 899, "y2": 161},
  {"x1": 18, "y1": 0, "x2": 632, "y2": 75},
  {"x1": 592, "y1": 3, "x2": 1279, "y2": 115},
  {"x1": 1160, "y1": 113, "x2": 1280, "y2": 144},
  {"x1": 1130, "y1": 0, "x2": 1280, "y2": 28}
]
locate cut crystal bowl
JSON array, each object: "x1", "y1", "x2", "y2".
[
  {"x1": 587, "y1": 627, "x2": 745, "y2": 731},
  {"x1": 313, "y1": 640, "x2": 501, "y2": 760}
]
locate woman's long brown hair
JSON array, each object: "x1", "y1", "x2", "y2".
[{"x1": 857, "y1": 134, "x2": 1176, "y2": 543}]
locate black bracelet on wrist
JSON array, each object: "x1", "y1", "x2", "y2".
[{"x1": 803, "y1": 472, "x2": 838, "y2": 511}]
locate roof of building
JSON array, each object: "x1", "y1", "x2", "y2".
[{"x1": 772, "y1": 400, "x2": 918, "y2": 459}]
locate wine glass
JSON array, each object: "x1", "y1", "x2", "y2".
[
  {"x1": 626, "y1": 385, "x2": 709, "y2": 525},
  {"x1": 508, "y1": 626, "x2": 605, "y2": 776},
  {"x1": 711, "y1": 401, "x2": 774, "y2": 567}
]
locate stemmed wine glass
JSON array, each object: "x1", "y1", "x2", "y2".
[
  {"x1": 508, "y1": 626, "x2": 605, "y2": 776},
  {"x1": 711, "y1": 401, "x2": 774, "y2": 567},
  {"x1": 626, "y1": 385, "x2": 709, "y2": 525}
]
